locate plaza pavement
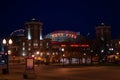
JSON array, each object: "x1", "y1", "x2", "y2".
[{"x1": 0, "y1": 63, "x2": 120, "y2": 80}]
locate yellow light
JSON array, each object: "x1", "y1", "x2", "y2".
[
  {"x1": 32, "y1": 55, "x2": 35, "y2": 58},
  {"x1": 8, "y1": 39, "x2": 13, "y2": 44},
  {"x1": 63, "y1": 54, "x2": 65, "y2": 57},
  {"x1": 8, "y1": 50, "x2": 11, "y2": 55},
  {"x1": 61, "y1": 48, "x2": 64, "y2": 51},
  {"x1": 36, "y1": 51, "x2": 39, "y2": 55},
  {"x1": 61, "y1": 44, "x2": 66, "y2": 47},
  {"x1": 2, "y1": 39, "x2": 7, "y2": 44}
]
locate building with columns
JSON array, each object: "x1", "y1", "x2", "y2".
[
  {"x1": 24, "y1": 18, "x2": 43, "y2": 56},
  {"x1": 8, "y1": 20, "x2": 120, "y2": 64}
]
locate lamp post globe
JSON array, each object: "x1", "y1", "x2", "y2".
[{"x1": 2, "y1": 38, "x2": 13, "y2": 74}]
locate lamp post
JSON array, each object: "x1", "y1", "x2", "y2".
[
  {"x1": 61, "y1": 48, "x2": 65, "y2": 66},
  {"x1": 36, "y1": 51, "x2": 40, "y2": 66},
  {"x1": 63, "y1": 54, "x2": 65, "y2": 66},
  {"x1": 2, "y1": 38, "x2": 13, "y2": 74}
]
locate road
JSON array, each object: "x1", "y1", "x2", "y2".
[{"x1": 0, "y1": 64, "x2": 120, "y2": 80}]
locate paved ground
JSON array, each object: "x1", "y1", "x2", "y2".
[{"x1": 0, "y1": 64, "x2": 120, "y2": 80}]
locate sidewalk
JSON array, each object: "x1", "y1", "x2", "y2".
[{"x1": 0, "y1": 64, "x2": 25, "y2": 80}]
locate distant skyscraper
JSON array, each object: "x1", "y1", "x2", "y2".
[{"x1": 96, "y1": 23, "x2": 111, "y2": 42}]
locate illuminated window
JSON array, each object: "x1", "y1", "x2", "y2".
[
  {"x1": 106, "y1": 44, "x2": 109, "y2": 46},
  {"x1": 34, "y1": 43, "x2": 38, "y2": 47},
  {"x1": 22, "y1": 42, "x2": 25, "y2": 46},
  {"x1": 46, "y1": 42, "x2": 49, "y2": 48},
  {"x1": 46, "y1": 42, "x2": 49, "y2": 46},
  {"x1": 22, "y1": 52, "x2": 26, "y2": 56},
  {"x1": 58, "y1": 33, "x2": 60, "y2": 36},
  {"x1": 56, "y1": 52, "x2": 58, "y2": 55},
  {"x1": 119, "y1": 41, "x2": 120, "y2": 45},
  {"x1": 101, "y1": 50, "x2": 104, "y2": 53},
  {"x1": 40, "y1": 43, "x2": 42, "y2": 46},
  {"x1": 28, "y1": 48, "x2": 31, "y2": 51},
  {"x1": 71, "y1": 35, "x2": 74, "y2": 38},
  {"x1": 28, "y1": 43, "x2": 31, "y2": 46},
  {"x1": 55, "y1": 34, "x2": 57, "y2": 37},
  {"x1": 66, "y1": 34, "x2": 69, "y2": 36},
  {"x1": 74, "y1": 36, "x2": 77, "y2": 39},
  {"x1": 22, "y1": 47, "x2": 25, "y2": 51},
  {"x1": 40, "y1": 52, "x2": 43, "y2": 56},
  {"x1": 101, "y1": 37, "x2": 104, "y2": 41},
  {"x1": 52, "y1": 52, "x2": 55, "y2": 55},
  {"x1": 47, "y1": 52, "x2": 50, "y2": 55},
  {"x1": 69, "y1": 34, "x2": 71, "y2": 37},
  {"x1": 61, "y1": 33, "x2": 63, "y2": 36},
  {"x1": 52, "y1": 35, "x2": 54, "y2": 38}
]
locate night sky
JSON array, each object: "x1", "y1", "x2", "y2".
[{"x1": 0, "y1": 0, "x2": 120, "y2": 39}]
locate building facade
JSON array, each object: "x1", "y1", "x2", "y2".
[
  {"x1": 95, "y1": 23, "x2": 112, "y2": 62},
  {"x1": 8, "y1": 20, "x2": 120, "y2": 64}
]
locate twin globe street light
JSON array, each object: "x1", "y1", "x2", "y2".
[{"x1": 2, "y1": 38, "x2": 13, "y2": 74}]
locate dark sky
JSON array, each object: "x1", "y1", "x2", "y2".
[{"x1": 0, "y1": 0, "x2": 119, "y2": 39}]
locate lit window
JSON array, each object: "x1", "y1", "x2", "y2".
[
  {"x1": 40, "y1": 43, "x2": 42, "y2": 46},
  {"x1": 22, "y1": 42, "x2": 25, "y2": 46},
  {"x1": 101, "y1": 50, "x2": 104, "y2": 53},
  {"x1": 28, "y1": 48, "x2": 31, "y2": 51},
  {"x1": 34, "y1": 43, "x2": 38, "y2": 47},
  {"x1": 36, "y1": 43, "x2": 38, "y2": 46},
  {"x1": 46, "y1": 42, "x2": 49, "y2": 46},
  {"x1": 46, "y1": 42, "x2": 49, "y2": 48},
  {"x1": 69, "y1": 34, "x2": 71, "y2": 37},
  {"x1": 40, "y1": 52, "x2": 43, "y2": 56},
  {"x1": 47, "y1": 52, "x2": 50, "y2": 55},
  {"x1": 53, "y1": 52, "x2": 55, "y2": 55},
  {"x1": 28, "y1": 43, "x2": 31, "y2": 46},
  {"x1": 56, "y1": 52, "x2": 58, "y2": 55},
  {"x1": 74, "y1": 36, "x2": 77, "y2": 39},
  {"x1": 119, "y1": 41, "x2": 120, "y2": 45},
  {"x1": 52, "y1": 35, "x2": 54, "y2": 38},
  {"x1": 22, "y1": 47, "x2": 25, "y2": 51},
  {"x1": 22, "y1": 52, "x2": 26, "y2": 56},
  {"x1": 101, "y1": 37, "x2": 104, "y2": 41},
  {"x1": 66, "y1": 34, "x2": 69, "y2": 36},
  {"x1": 55, "y1": 34, "x2": 57, "y2": 37},
  {"x1": 106, "y1": 44, "x2": 109, "y2": 46},
  {"x1": 61, "y1": 33, "x2": 63, "y2": 36},
  {"x1": 58, "y1": 33, "x2": 60, "y2": 36},
  {"x1": 91, "y1": 50, "x2": 93, "y2": 52},
  {"x1": 71, "y1": 35, "x2": 74, "y2": 38}
]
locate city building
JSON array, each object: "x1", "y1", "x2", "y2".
[
  {"x1": 7, "y1": 19, "x2": 120, "y2": 64},
  {"x1": 95, "y1": 23, "x2": 112, "y2": 62}
]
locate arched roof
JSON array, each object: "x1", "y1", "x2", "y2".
[
  {"x1": 10, "y1": 29, "x2": 25, "y2": 36},
  {"x1": 45, "y1": 30, "x2": 80, "y2": 42}
]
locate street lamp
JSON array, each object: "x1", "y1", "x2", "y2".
[
  {"x1": 61, "y1": 48, "x2": 65, "y2": 66},
  {"x1": 63, "y1": 54, "x2": 65, "y2": 66},
  {"x1": 2, "y1": 38, "x2": 13, "y2": 74}
]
